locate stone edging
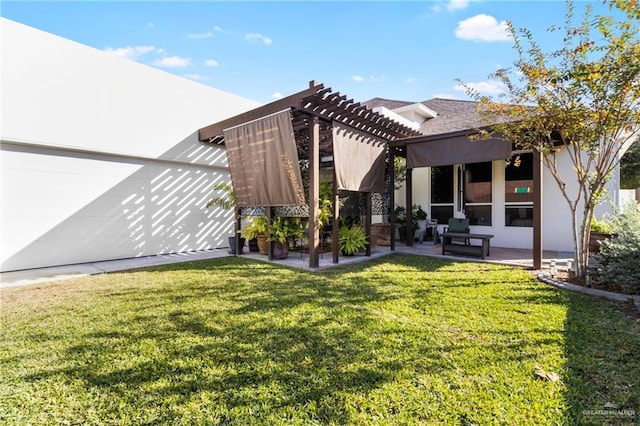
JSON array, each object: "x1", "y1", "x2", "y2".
[{"x1": 537, "y1": 273, "x2": 640, "y2": 311}]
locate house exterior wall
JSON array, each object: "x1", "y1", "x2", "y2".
[
  {"x1": 0, "y1": 18, "x2": 259, "y2": 271},
  {"x1": 399, "y1": 148, "x2": 618, "y2": 253}
]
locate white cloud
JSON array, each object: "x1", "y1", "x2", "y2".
[
  {"x1": 153, "y1": 56, "x2": 192, "y2": 68},
  {"x1": 454, "y1": 81, "x2": 505, "y2": 95},
  {"x1": 183, "y1": 74, "x2": 208, "y2": 81},
  {"x1": 244, "y1": 33, "x2": 272, "y2": 45},
  {"x1": 146, "y1": 22, "x2": 155, "y2": 28},
  {"x1": 187, "y1": 32, "x2": 214, "y2": 39},
  {"x1": 405, "y1": 77, "x2": 416, "y2": 84},
  {"x1": 455, "y1": 14, "x2": 510, "y2": 42},
  {"x1": 214, "y1": 25, "x2": 225, "y2": 33},
  {"x1": 204, "y1": 59, "x2": 219, "y2": 67},
  {"x1": 104, "y1": 45, "x2": 155, "y2": 61},
  {"x1": 352, "y1": 75, "x2": 385, "y2": 83},
  {"x1": 432, "y1": 0, "x2": 471, "y2": 13},
  {"x1": 271, "y1": 92, "x2": 283, "y2": 99}
]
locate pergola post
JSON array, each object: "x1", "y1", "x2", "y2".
[
  {"x1": 390, "y1": 148, "x2": 396, "y2": 251},
  {"x1": 267, "y1": 206, "x2": 273, "y2": 261},
  {"x1": 365, "y1": 193, "x2": 372, "y2": 256},
  {"x1": 332, "y1": 173, "x2": 340, "y2": 264},
  {"x1": 533, "y1": 150, "x2": 543, "y2": 269},
  {"x1": 309, "y1": 116, "x2": 320, "y2": 268},
  {"x1": 234, "y1": 207, "x2": 242, "y2": 256},
  {"x1": 405, "y1": 167, "x2": 413, "y2": 247}
]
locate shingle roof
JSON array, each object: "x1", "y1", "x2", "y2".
[{"x1": 363, "y1": 97, "x2": 487, "y2": 136}]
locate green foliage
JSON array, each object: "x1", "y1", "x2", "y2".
[
  {"x1": 414, "y1": 204, "x2": 427, "y2": 221},
  {"x1": 318, "y1": 182, "x2": 334, "y2": 230},
  {"x1": 393, "y1": 156, "x2": 407, "y2": 190},
  {"x1": 269, "y1": 217, "x2": 304, "y2": 245},
  {"x1": 595, "y1": 202, "x2": 640, "y2": 294},
  {"x1": 590, "y1": 215, "x2": 613, "y2": 233},
  {"x1": 240, "y1": 216, "x2": 269, "y2": 240},
  {"x1": 2, "y1": 255, "x2": 639, "y2": 424},
  {"x1": 338, "y1": 226, "x2": 368, "y2": 255},
  {"x1": 205, "y1": 182, "x2": 235, "y2": 210},
  {"x1": 395, "y1": 204, "x2": 427, "y2": 235},
  {"x1": 459, "y1": 0, "x2": 640, "y2": 278}
]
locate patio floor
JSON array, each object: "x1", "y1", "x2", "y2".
[
  {"x1": 241, "y1": 241, "x2": 574, "y2": 272},
  {"x1": 1, "y1": 242, "x2": 574, "y2": 288}
]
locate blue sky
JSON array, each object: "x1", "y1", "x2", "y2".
[{"x1": 2, "y1": 1, "x2": 620, "y2": 104}]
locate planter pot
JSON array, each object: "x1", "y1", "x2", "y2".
[
  {"x1": 271, "y1": 241, "x2": 289, "y2": 259},
  {"x1": 371, "y1": 223, "x2": 391, "y2": 246},
  {"x1": 257, "y1": 234, "x2": 270, "y2": 255},
  {"x1": 248, "y1": 238, "x2": 259, "y2": 252},
  {"x1": 589, "y1": 232, "x2": 612, "y2": 253},
  {"x1": 228, "y1": 236, "x2": 245, "y2": 254}
]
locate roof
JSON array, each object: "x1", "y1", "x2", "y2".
[
  {"x1": 363, "y1": 97, "x2": 488, "y2": 136},
  {"x1": 199, "y1": 82, "x2": 422, "y2": 147}
]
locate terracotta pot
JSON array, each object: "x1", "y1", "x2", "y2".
[{"x1": 257, "y1": 234, "x2": 270, "y2": 255}]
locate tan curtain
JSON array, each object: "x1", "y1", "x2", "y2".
[
  {"x1": 332, "y1": 122, "x2": 387, "y2": 193},
  {"x1": 224, "y1": 110, "x2": 305, "y2": 207},
  {"x1": 407, "y1": 135, "x2": 512, "y2": 169}
]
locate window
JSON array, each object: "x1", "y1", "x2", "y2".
[
  {"x1": 431, "y1": 166, "x2": 454, "y2": 224},
  {"x1": 464, "y1": 161, "x2": 492, "y2": 225},
  {"x1": 505, "y1": 153, "x2": 533, "y2": 227}
]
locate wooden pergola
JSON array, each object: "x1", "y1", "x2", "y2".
[{"x1": 199, "y1": 81, "x2": 421, "y2": 268}]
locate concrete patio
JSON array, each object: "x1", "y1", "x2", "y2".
[{"x1": 1, "y1": 241, "x2": 574, "y2": 288}]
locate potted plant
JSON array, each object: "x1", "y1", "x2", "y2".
[
  {"x1": 269, "y1": 217, "x2": 304, "y2": 259},
  {"x1": 240, "y1": 216, "x2": 269, "y2": 255},
  {"x1": 589, "y1": 216, "x2": 614, "y2": 253},
  {"x1": 338, "y1": 226, "x2": 368, "y2": 256},
  {"x1": 394, "y1": 205, "x2": 407, "y2": 241},
  {"x1": 414, "y1": 204, "x2": 427, "y2": 241},
  {"x1": 394, "y1": 204, "x2": 426, "y2": 242},
  {"x1": 205, "y1": 182, "x2": 245, "y2": 254}
]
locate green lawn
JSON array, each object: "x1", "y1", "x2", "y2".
[{"x1": 1, "y1": 254, "x2": 638, "y2": 425}]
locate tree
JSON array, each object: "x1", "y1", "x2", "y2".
[{"x1": 462, "y1": 0, "x2": 640, "y2": 278}]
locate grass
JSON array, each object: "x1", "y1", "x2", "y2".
[{"x1": 1, "y1": 254, "x2": 638, "y2": 425}]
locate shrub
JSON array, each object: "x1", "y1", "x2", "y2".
[
  {"x1": 338, "y1": 226, "x2": 368, "y2": 255},
  {"x1": 590, "y1": 216, "x2": 613, "y2": 234},
  {"x1": 594, "y1": 202, "x2": 640, "y2": 294},
  {"x1": 240, "y1": 216, "x2": 268, "y2": 240}
]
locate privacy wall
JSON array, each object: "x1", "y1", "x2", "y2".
[{"x1": 0, "y1": 18, "x2": 258, "y2": 271}]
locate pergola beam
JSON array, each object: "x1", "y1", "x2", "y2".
[{"x1": 198, "y1": 83, "x2": 323, "y2": 142}]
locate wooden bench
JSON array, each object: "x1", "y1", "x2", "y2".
[{"x1": 442, "y1": 232, "x2": 494, "y2": 259}]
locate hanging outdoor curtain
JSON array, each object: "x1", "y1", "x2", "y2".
[
  {"x1": 407, "y1": 134, "x2": 512, "y2": 169},
  {"x1": 224, "y1": 109, "x2": 305, "y2": 207},
  {"x1": 332, "y1": 122, "x2": 387, "y2": 193}
]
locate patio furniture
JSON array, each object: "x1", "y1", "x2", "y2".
[
  {"x1": 442, "y1": 232, "x2": 494, "y2": 259},
  {"x1": 443, "y1": 218, "x2": 470, "y2": 245},
  {"x1": 426, "y1": 219, "x2": 438, "y2": 243}
]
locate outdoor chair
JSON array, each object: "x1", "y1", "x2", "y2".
[{"x1": 443, "y1": 218, "x2": 470, "y2": 245}]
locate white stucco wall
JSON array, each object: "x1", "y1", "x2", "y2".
[{"x1": 0, "y1": 18, "x2": 259, "y2": 271}]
